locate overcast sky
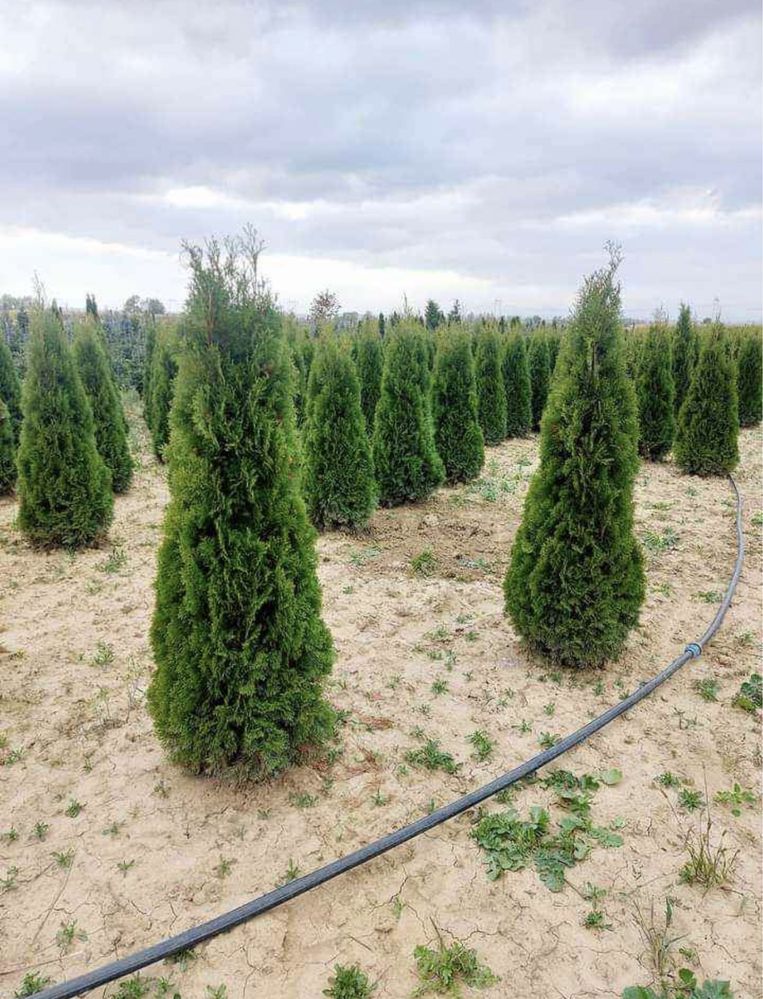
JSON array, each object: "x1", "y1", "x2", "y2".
[{"x1": 1, "y1": 0, "x2": 760, "y2": 319}]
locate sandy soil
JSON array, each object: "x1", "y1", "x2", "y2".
[{"x1": 1, "y1": 400, "x2": 761, "y2": 999}]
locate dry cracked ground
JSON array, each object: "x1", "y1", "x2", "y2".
[{"x1": 1, "y1": 397, "x2": 761, "y2": 999}]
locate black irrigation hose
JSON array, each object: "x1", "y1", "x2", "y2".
[{"x1": 29, "y1": 477, "x2": 745, "y2": 999}]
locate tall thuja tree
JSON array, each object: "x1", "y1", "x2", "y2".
[
  {"x1": 425, "y1": 299, "x2": 444, "y2": 331},
  {"x1": 674, "y1": 324, "x2": 739, "y2": 476},
  {"x1": 623, "y1": 327, "x2": 644, "y2": 381},
  {"x1": 303, "y1": 336, "x2": 376, "y2": 530},
  {"x1": 432, "y1": 325, "x2": 484, "y2": 483},
  {"x1": 17, "y1": 310, "x2": 113, "y2": 547},
  {"x1": 527, "y1": 331, "x2": 551, "y2": 430},
  {"x1": 737, "y1": 330, "x2": 762, "y2": 427},
  {"x1": 635, "y1": 321, "x2": 675, "y2": 461},
  {"x1": 74, "y1": 318, "x2": 134, "y2": 493},
  {"x1": 0, "y1": 338, "x2": 22, "y2": 440},
  {"x1": 503, "y1": 332, "x2": 532, "y2": 437},
  {"x1": 352, "y1": 320, "x2": 384, "y2": 434},
  {"x1": 148, "y1": 236, "x2": 335, "y2": 777},
  {"x1": 505, "y1": 252, "x2": 645, "y2": 667},
  {"x1": 149, "y1": 329, "x2": 178, "y2": 461},
  {"x1": 0, "y1": 400, "x2": 15, "y2": 494},
  {"x1": 373, "y1": 321, "x2": 444, "y2": 505},
  {"x1": 142, "y1": 321, "x2": 157, "y2": 426},
  {"x1": 474, "y1": 325, "x2": 507, "y2": 444},
  {"x1": 672, "y1": 304, "x2": 697, "y2": 414}
]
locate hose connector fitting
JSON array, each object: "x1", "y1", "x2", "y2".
[{"x1": 684, "y1": 642, "x2": 702, "y2": 659}]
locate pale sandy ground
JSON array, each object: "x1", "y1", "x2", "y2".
[{"x1": 1, "y1": 399, "x2": 761, "y2": 999}]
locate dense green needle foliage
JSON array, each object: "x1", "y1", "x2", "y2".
[
  {"x1": 0, "y1": 338, "x2": 22, "y2": 440},
  {"x1": 736, "y1": 330, "x2": 762, "y2": 427},
  {"x1": 0, "y1": 399, "x2": 15, "y2": 494},
  {"x1": 505, "y1": 254, "x2": 645, "y2": 667},
  {"x1": 74, "y1": 319, "x2": 134, "y2": 493},
  {"x1": 17, "y1": 310, "x2": 113, "y2": 547},
  {"x1": 148, "y1": 237, "x2": 335, "y2": 777},
  {"x1": 351, "y1": 320, "x2": 384, "y2": 434},
  {"x1": 432, "y1": 325, "x2": 484, "y2": 483},
  {"x1": 372, "y1": 321, "x2": 444, "y2": 506},
  {"x1": 303, "y1": 336, "x2": 377, "y2": 530},
  {"x1": 142, "y1": 321, "x2": 157, "y2": 421},
  {"x1": 148, "y1": 331, "x2": 178, "y2": 461},
  {"x1": 528, "y1": 332, "x2": 551, "y2": 430},
  {"x1": 474, "y1": 325, "x2": 507, "y2": 444},
  {"x1": 672, "y1": 303, "x2": 697, "y2": 414},
  {"x1": 674, "y1": 324, "x2": 739, "y2": 476},
  {"x1": 503, "y1": 333, "x2": 533, "y2": 437},
  {"x1": 546, "y1": 329, "x2": 562, "y2": 376},
  {"x1": 623, "y1": 327, "x2": 644, "y2": 381},
  {"x1": 635, "y1": 322, "x2": 675, "y2": 461}
]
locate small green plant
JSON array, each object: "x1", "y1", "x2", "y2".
[
  {"x1": 1, "y1": 866, "x2": 19, "y2": 892},
  {"x1": 289, "y1": 791, "x2": 318, "y2": 809},
  {"x1": 412, "y1": 930, "x2": 498, "y2": 996},
  {"x1": 2, "y1": 826, "x2": 19, "y2": 843},
  {"x1": 732, "y1": 673, "x2": 761, "y2": 712},
  {"x1": 53, "y1": 849, "x2": 74, "y2": 869},
  {"x1": 679, "y1": 812, "x2": 738, "y2": 890},
  {"x1": 693, "y1": 678, "x2": 719, "y2": 702},
  {"x1": 280, "y1": 859, "x2": 301, "y2": 885},
  {"x1": 582, "y1": 882, "x2": 612, "y2": 931},
  {"x1": 405, "y1": 740, "x2": 459, "y2": 775},
  {"x1": 538, "y1": 732, "x2": 560, "y2": 749},
  {"x1": 65, "y1": 798, "x2": 84, "y2": 818},
  {"x1": 322, "y1": 964, "x2": 376, "y2": 998},
  {"x1": 56, "y1": 920, "x2": 87, "y2": 952},
  {"x1": 641, "y1": 528, "x2": 680, "y2": 555},
  {"x1": 468, "y1": 730, "x2": 495, "y2": 762},
  {"x1": 431, "y1": 678, "x2": 448, "y2": 696},
  {"x1": 117, "y1": 859, "x2": 136, "y2": 876},
  {"x1": 97, "y1": 546, "x2": 128, "y2": 574},
  {"x1": 206, "y1": 987, "x2": 228, "y2": 999},
  {"x1": 714, "y1": 783, "x2": 756, "y2": 816},
  {"x1": 411, "y1": 548, "x2": 438, "y2": 578},
  {"x1": 14, "y1": 972, "x2": 52, "y2": 997},
  {"x1": 91, "y1": 641, "x2": 115, "y2": 667},
  {"x1": 678, "y1": 789, "x2": 704, "y2": 812},
  {"x1": 213, "y1": 856, "x2": 233, "y2": 879},
  {"x1": 655, "y1": 772, "x2": 682, "y2": 788}
]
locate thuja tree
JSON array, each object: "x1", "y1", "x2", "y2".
[
  {"x1": 474, "y1": 325, "x2": 507, "y2": 444},
  {"x1": 148, "y1": 236, "x2": 335, "y2": 777},
  {"x1": 0, "y1": 338, "x2": 22, "y2": 440},
  {"x1": 527, "y1": 332, "x2": 551, "y2": 430},
  {"x1": 503, "y1": 333, "x2": 532, "y2": 437},
  {"x1": 674, "y1": 324, "x2": 739, "y2": 476},
  {"x1": 0, "y1": 400, "x2": 15, "y2": 494},
  {"x1": 505, "y1": 252, "x2": 645, "y2": 667},
  {"x1": 74, "y1": 319, "x2": 134, "y2": 493},
  {"x1": 148, "y1": 329, "x2": 178, "y2": 461},
  {"x1": 351, "y1": 320, "x2": 384, "y2": 434},
  {"x1": 672, "y1": 303, "x2": 697, "y2": 414},
  {"x1": 737, "y1": 330, "x2": 762, "y2": 427},
  {"x1": 142, "y1": 320, "x2": 157, "y2": 424},
  {"x1": 635, "y1": 322, "x2": 675, "y2": 461},
  {"x1": 17, "y1": 310, "x2": 113, "y2": 547},
  {"x1": 303, "y1": 336, "x2": 376, "y2": 530},
  {"x1": 373, "y1": 321, "x2": 444, "y2": 505},
  {"x1": 432, "y1": 325, "x2": 484, "y2": 483}
]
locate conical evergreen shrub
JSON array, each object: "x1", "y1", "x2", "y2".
[
  {"x1": 303, "y1": 337, "x2": 376, "y2": 530},
  {"x1": 737, "y1": 331, "x2": 762, "y2": 427},
  {"x1": 373, "y1": 321, "x2": 444, "y2": 506},
  {"x1": 148, "y1": 237, "x2": 335, "y2": 777},
  {"x1": 474, "y1": 325, "x2": 507, "y2": 444},
  {"x1": 148, "y1": 331, "x2": 178, "y2": 461},
  {"x1": 527, "y1": 332, "x2": 551, "y2": 430},
  {"x1": 674, "y1": 324, "x2": 739, "y2": 476},
  {"x1": 142, "y1": 322, "x2": 157, "y2": 426},
  {"x1": 17, "y1": 310, "x2": 113, "y2": 547},
  {"x1": 74, "y1": 319, "x2": 134, "y2": 493},
  {"x1": 432, "y1": 326, "x2": 484, "y2": 483},
  {"x1": 352, "y1": 320, "x2": 384, "y2": 434},
  {"x1": 635, "y1": 322, "x2": 675, "y2": 461},
  {"x1": 623, "y1": 327, "x2": 644, "y2": 381},
  {"x1": 672, "y1": 304, "x2": 697, "y2": 414},
  {"x1": 0, "y1": 400, "x2": 15, "y2": 494},
  {"x1": 0, "y1": 338, "x2": 22, "y2": 441},
  {"x1": 504, "y1": 255, "x2": 645, "y2": 667},
  {"x1": 503, "y1": 333, "x2": 532, "y2": 437}
]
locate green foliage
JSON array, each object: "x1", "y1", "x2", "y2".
[
  {"x1": 624, "y1": 327, "x2": 645, "y2": 381},
  {"x1": 736, "y1": 330, "x2": 762, "y2": 427},
  {"x1": 148, "y1": 330, "x2": 178, "y2": 462},
  {"x1": 504, "y1": 254, "x2": 645, "y2": 667},
  {"x1": 622, "y1": 977, "x2": 733, "y2": 999},
  {"x1": 527, "y1": 331, "x2": 551, "y2": 429},
  {"x1": 323, "y1": 964, "x2": 376, "y2": 998},
  {"x1": 17, "y1": 310, "x2": 113, "y2": 547},
  {"x1": 672, "y1": 304, "x2": 698, "y2": 414},
  {"x1": 474, "y1": 325, "x2": 507, "y2": 443},
  {"x1": 733, "y1": 672, "x2": 761, "y2": 712},
  {"x1": 372, "y1": 321, "x2": 444, "y2": 506},
  {"x1": 503, "y1": 333, "x2": 532, "y2": 437},
  {"x1": 405, "y1": 739, "x2": 459, "y2": 774},
  {"x1": 674, "y1": 324, "x2": 739, "y2": 476},
  {"x1": 303, "y1": 337, "x2": 376, "y2": 530},
  {"x1": 0, "y1": 337, "x2": 22, "y2": 440},
  {"x1": 351, "y1": 320, "x2": 384, "y2": 433},
  {"x1": 412, "y1": 937, "x2": 498, "y2": 996},
  {"x1": 0, "y1": 400, "x2": 15, "y2": 494},
  {"x1": 74, "y1": 318, "x2": 134, "y2": 493},
  {"x1": 142, "y1": 321, "x2": 157, "y2": 418},
  {"x1": 425, "y1": 299, "x2": 445, "y2": 331},
  {"x1": 13, "y1": 972, "x2": 52, "y2": 997},
  {"x1": 432, "y1": 326, "x2": 484, "y2": 483},
  {"x1": 636, "y1": 322, "x2": 675, "y2": 460},
  {"x1": 148, "y1": 237, "x2": 335, "y2": 777}
]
